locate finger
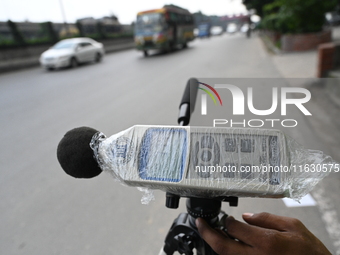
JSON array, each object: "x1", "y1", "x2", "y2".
[
  {"x1": 215, "y1": 228, "x2": 229, "y2": 238},
  {"x1": 242, "y1": 212, "x2": 301, "y2": 231},
  {"x1": 219, "y1": 216, "x2": 235, "y2": 239},
  {"x1": 222, "y1": 216, "x2": 274, "y2": 247},
  {"x1": 196, "y1": 218, "x2": 250, "y2": 255}
]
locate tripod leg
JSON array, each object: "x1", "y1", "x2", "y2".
[
  {"x1": 158, "y1": 248, "x2": 167, "y2": 255},
  {"x1": 162, "y1": 213, "x2": 197, "y2": 255}
]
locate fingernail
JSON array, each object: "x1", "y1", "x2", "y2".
[
  {"x1": 195, "y1": 218, "x2": 200, "y2": 228},
  {"x1": 242, "y1": 213, "x2": 254, "y2": 218}
]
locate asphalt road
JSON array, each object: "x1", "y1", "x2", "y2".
[{"x1": 1, "y1": 33, "x2": 339, "y2": 254}]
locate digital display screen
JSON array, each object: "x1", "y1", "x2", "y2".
[{"x1": 138, "y1": 128, "x2": 187, "y2": 182}]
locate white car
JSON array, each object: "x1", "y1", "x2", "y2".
[
  {"x1": 210, "y1": 26, "x2": 223, "y2": 36},
  {"x1": 240, "y1": 24, "x2": 250, "y2": 33},
  {"x1": 39, "y1": 38, "x2": 105, "y2": 70},
  {"x1": 226, "y1": 23, "x2": 238, "y2": 34}
]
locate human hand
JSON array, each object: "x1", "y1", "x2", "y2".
[{"x1": 196, "y1": 212, "x2": 332, "y2": 255}]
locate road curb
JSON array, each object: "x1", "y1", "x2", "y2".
[{"x1": 259, "y1": 33, "x2": 282, "y2": 55}]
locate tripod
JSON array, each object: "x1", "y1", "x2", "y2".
[
  {"x1": 159, "y1": 78, "x2": 239, "y2": 254},
  {"x1": 160, "y1": 194, "x2": 238, "y2": 255}
]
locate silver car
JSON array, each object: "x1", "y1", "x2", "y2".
[{"x1": 39, "y1": 38, "x2": 105, "y2": 70}]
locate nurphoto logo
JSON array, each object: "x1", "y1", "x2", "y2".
[
  {"x1": 198, "y1": 81, "x2": 312, "y2": 128},
  {"x1": 198, "y1": 82, "x2": 223, "y2": 115}
]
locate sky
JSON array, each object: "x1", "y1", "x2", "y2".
[{"x1": 0, "y1": 0, "x2": 248, "y2": 24}]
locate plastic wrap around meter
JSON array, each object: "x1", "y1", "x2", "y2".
[{"x1": 91, "y1": 125, "x2": 338, "y2": 203}]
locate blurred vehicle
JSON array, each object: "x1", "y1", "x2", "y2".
[
  {"x1": 39, "y1": 38, "x2": 105, "y2": 70},
  {"x1": 326, "y1": 12, "x2": 340, "y2": 26},
  {"x1": 134, "y1": 4, "x2": 195, "y2": 56},
  {"x1": 226, "y1": 23, "x2": 238, "y2": 34},
  {"x1": 240, "y1": 24, "x2": 249, "y2": 33},
  {"x1": 210, "y1": 26, "x2": 223, "y2": 36},
  {"x1": 197, "y1": 23, "x2": 211, "y2": 38}
]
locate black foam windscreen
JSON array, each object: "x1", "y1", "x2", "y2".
[{"x1": 57, "y1": 127, "x2": 102, "y2": 178}]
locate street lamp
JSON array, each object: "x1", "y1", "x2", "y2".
[{"x1": 58, "y1": 0, "x2": 69, "y2": 37}]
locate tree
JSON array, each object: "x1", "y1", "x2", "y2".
[
  {"x1": 242, "y1": 0, "x2": 275, "y2": 17},
  {"x1": 76, "y1": 21, "x2": 85, "y2": 37},
  {"x1": 7, "y1": 20, "x2": 26, "y2": 46},
  {"x1": 40, "y1": 22, "x2": 59, "y2": 43},
  {"x1": 261, "y1": 0, "x2": 337, "y2": 33},
  {"x1": 96, "y1": 21, "x2": 107, "y2": 39}
]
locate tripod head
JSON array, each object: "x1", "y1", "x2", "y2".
[
  {"x1": 163, "y1": 196, "x2": 232, "y2": 255},
  {"x1": 165, "y1": 192, "x2": 238, "y2": 209}
]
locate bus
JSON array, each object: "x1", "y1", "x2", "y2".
[
  {"x1": 134, "y1": 4, "x2": 195, "y2": 56},
  {"x1": 197, "y1": 23, "x2": 211, "y2": 38}
]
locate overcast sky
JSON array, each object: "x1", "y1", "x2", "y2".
[{"x1": 0, "y1": 0, "x2": 248, "y2": 24}]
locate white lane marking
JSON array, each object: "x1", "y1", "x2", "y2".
[{"x1": 282, "y1": 194, "x2": 317, "y2": 207}]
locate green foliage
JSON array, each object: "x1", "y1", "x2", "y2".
[
  {"x1": 0, "y1": 38, "x2": 15, "y2": 48},
  {"x1": 107, "y1": 31, "x2": 133, "y2": 38},
  {"x1": 96, "y1": 22, "x2": 107, "y2": 39},
  {"x1": 0, "y1": 37, "x2": 52, "y2": 49},
  {"x1": 242, "y1": 0, "x2": 276, "y2": 17},
  {"x1": 40, "y1": 22, "x2": 59, "y2": 43},
  {"x1": 260, "y1": 0, "x2": 338, "y2": 33},
  {"x1": 7, "y1": 20, "x2": 26, "y2": 46}
]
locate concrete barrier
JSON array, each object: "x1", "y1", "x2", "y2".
[
  {"x1": 0, "y1": 37, "x2": 135, "y2": 73},
  {"x1": 317, "y1": 41, "x2": 340, "y2": 77},
  {"x1": 261, "y1": 29, "x2": 332, "y2": 53}
]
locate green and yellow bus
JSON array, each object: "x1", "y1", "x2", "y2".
[{"x1": 134, "y1": 4, "x2": 195, "y2": 56}]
